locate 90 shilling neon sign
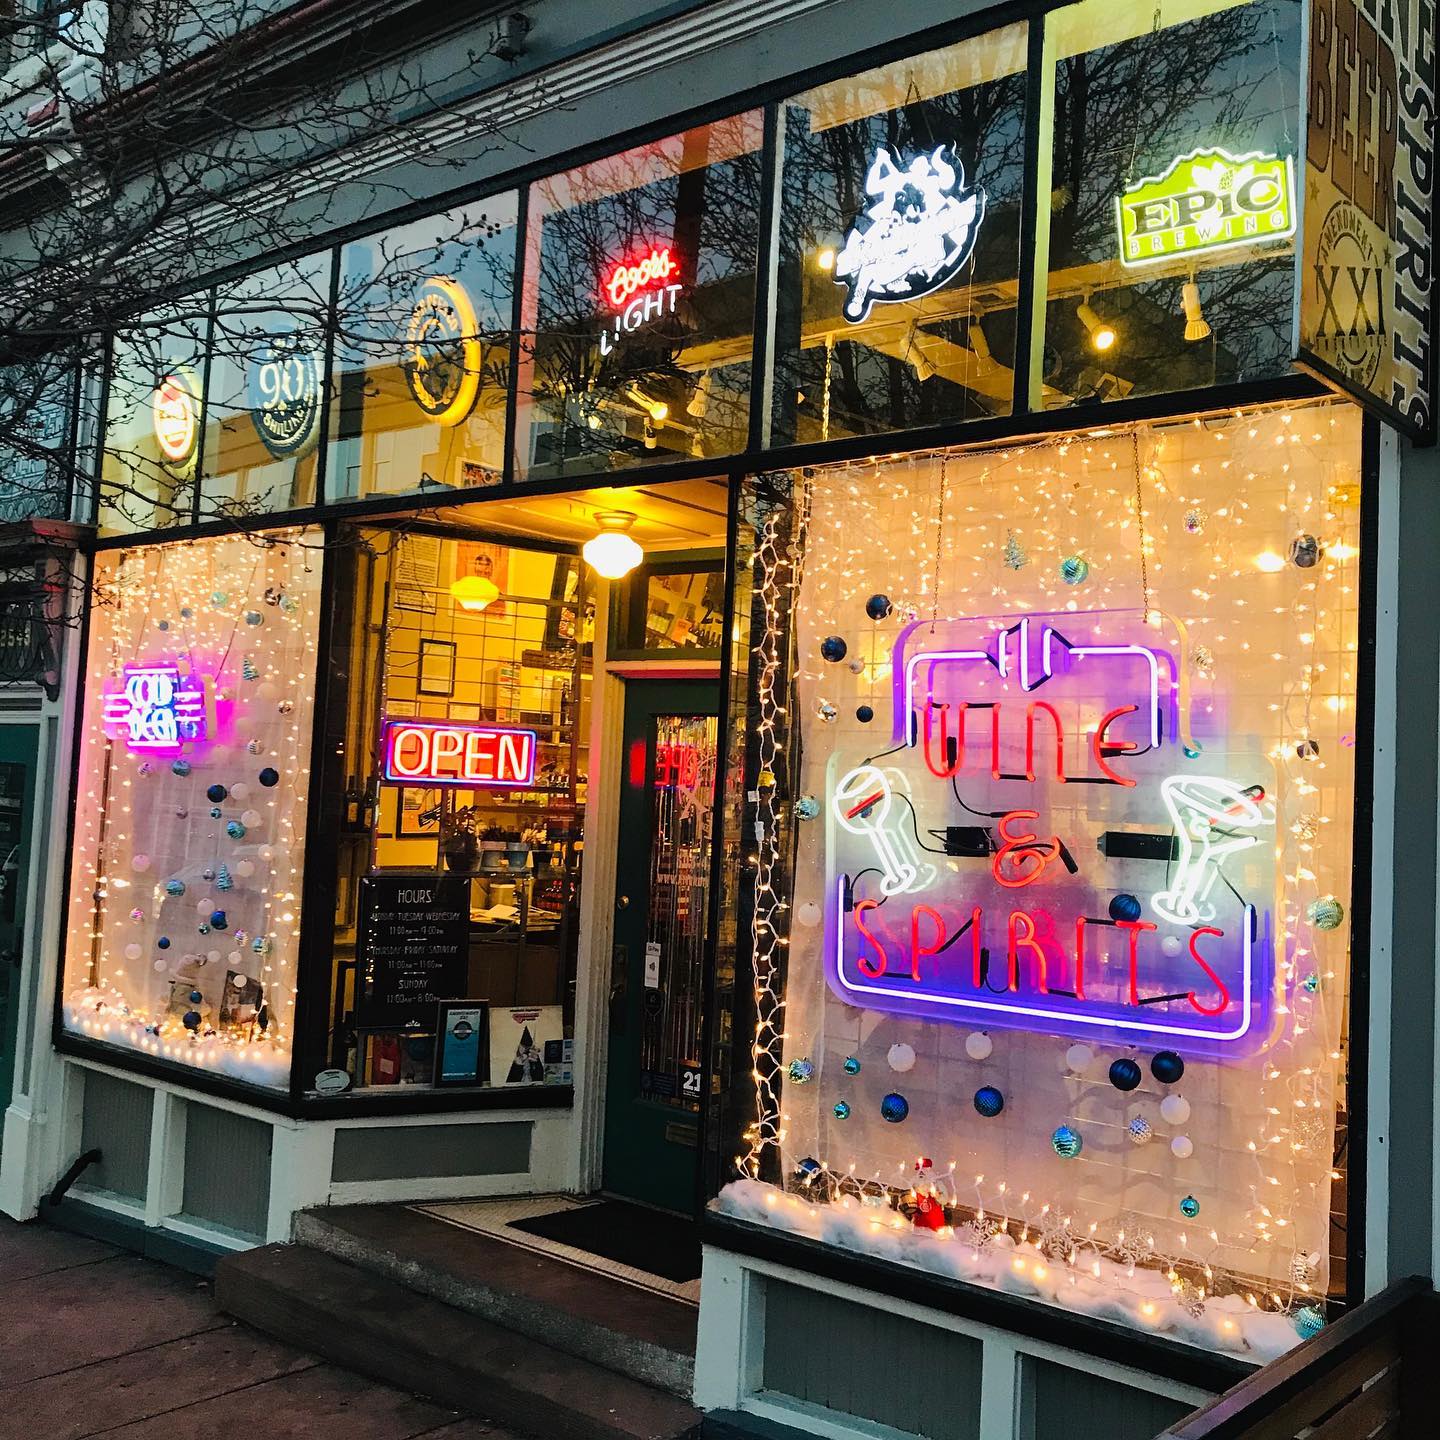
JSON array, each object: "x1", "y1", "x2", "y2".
[{"x1": 823, "y1": 612, "x2": 1279, "y2": 1058}]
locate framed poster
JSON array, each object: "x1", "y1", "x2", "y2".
[
  {"x1": 394, "y1": 786, "x2": 442, "y2": 838},
  {"x1": 453, "y1": 540, "x2": 509, "y2": 618},
  {"x1": 489, "y1": 1004, "x2": 564, "y2": 1086},
  {"x1": 436, "y1": 1000, "x2": 490, "y2": 1087},
  {"x1": 417, "y1": 639, "x2": 457, "y2": 697}
]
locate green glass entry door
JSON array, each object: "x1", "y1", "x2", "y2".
[
  {"x1": 0, "y1": 725, "x2": 37, "y2": 1124},
  {"x1": 603, "y1": 680, "x2": 719, "y2": 1213}
]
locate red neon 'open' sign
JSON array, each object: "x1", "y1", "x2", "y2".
[
  {"x1": 382, "y1": 719, "x2": 537, "y2": 788},
  {"x1": 604, "y1": 246, "x2": 677, "y2": 307}
]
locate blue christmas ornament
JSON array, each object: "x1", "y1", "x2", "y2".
[
  {"x1": 171, "y1": 759, "x2": 192, "y2": 778},
  {"x1": 820, "y1": 635, "x2": 848, "y2": 663},
  {"x1": 1150, "y1": 1050, "x2": 1185, "y2": 1084},
  {"x1": 226, "y1": 821, "x2": 246, "y2": 840},
  {"x1": 216, "y1": 865, "x2": 233, "y2": 892},
  {"x1": 210, "y1": 591, "x2": 229, "y2": 607},
  {"x1": 209, "y1": 910, "x2": 228, "y2": 929},
  {"x1": 1108, "y1": 893, "x2": 1143, "y2": 923},
  {"x1": 856, "y1": 705, "x2": 874, "y2": 723},
  {"x1": 787, "y1": 1057, "x2": 815, "y2": 1084},
  {"x1": 843, "y1": 1056, "x2": 861, "y2": 1075},
  {"x1": 1293, "y1": 1305, "x2": 1326, "y2": 1340},
  {"x1": 973, "y1": 1086, "x2": 1004, "y2": 1118},
  {"x1": 258, "y1": 768, "x2": 280, "y2": 787},
  {"x1": 1183, "y1": 742, "x2": 1204, "y2": 759},
  {"x1": 1059, "y1": 555, "x2": 1090, "y2": 585},
  {"x1": 1302, "y1": 972, "x2": 1320, "y2": 993},
  {"x1": 1109, "y1": 1058, "x2": 1143, "y2": 1091},
  {"x1": 157, "y1": 937, "x2": 170, "y2": 950},
  {"x1": 189, "y1": 990, "x2": 203, "y2": 1003},
  {"x1": 252, "y1": 935, "x2": 270, "y2": 955},
  {"x1": 164, "y1": 879, "x2": 186, "y2": 897},
  {"x1": 206, "y1": 784, "x2": 228, "y2": 803},
  {"x1": 880, "y1": 1092, "x2": 909, "y2": 1123},
  {"x1": 182, "y1": 1010, "x2": 202, "y2": 1031},
  {"x1": 245, "y1": 610, "x2": 264, "y2": 626},
  {"x1": 1179, "y1": 1195, "x2": 1201, "y2": 1218},
  {"x1": 865, "y1": 594, "x2": 892, "y2": 620},
  {"x1": 209, "y1": 807, "x2": 223, "y2": 819},
  {"x1": 795, "y1": 795, "x2": 820, "y2": 820},
  {"x1": 833, "y1": 1100, "x2": 850, "y2": 1119},
  {"x1": 180, "y1": 607, "x2": 193, "y2": 620},
  {"x1": 794, "y1": 1156, "x2": 823, "y2": 1183},
  {"x1": 1051, "y1": 1125, "x2": 1083, "y2": 1158},
  {"x1": 156, "y1": 619, "x2": 169, "y2": 631}
]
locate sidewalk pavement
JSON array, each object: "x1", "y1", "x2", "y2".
[{"x1": 0, "y1": 1216, "x2": 525, "y2": 1440}]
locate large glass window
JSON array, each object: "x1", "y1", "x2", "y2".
[
  {"x1": 304, "y1": 523, "x2": 590, "y2": 1096},
  {"x1": 713, "y1": 401, "x2": 1361, "y2": 1360},
  {"x1": 62, "y1": 528, "x2": 323, "y2": 1089},
  {"x1": 516, "y1": 116, "x2": 763, "y2": 480},
  {"x1": 1039, "y1": 0, "x2": 1300, "y2": 406},
  {"x1": 0, "y1": 358, "x2": 73, "y2": 521},
  {"x1": 329, "y1": 200, "x2": 518, "y2": 503},
  {"x1": 99, "y1": 304, "x2": 209, "y2": 535},
  {"x1": 770, "y1": 26, "x2": 1029, "y2": 444},
  {"x1": 203, "y1": 257, "x2": 330, "y2": 518}
]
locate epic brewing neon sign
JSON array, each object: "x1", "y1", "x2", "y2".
[
  {"x1": 102, "y1": 664, "x2": 211, "y2": 750},
  {"x1": 823, "y1": 610, "x2": 1278, "y2": 1058},
  {"x1": 382, "y1": 719, "x2": 537, "y2": 789}
]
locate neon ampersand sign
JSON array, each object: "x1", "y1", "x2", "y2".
[{"x1": 822, "y1": 609, "x2": 1280, "y2": 1059}]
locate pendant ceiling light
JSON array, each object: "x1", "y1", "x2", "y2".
[
  {"x1": 1181, "y1": 276, "x2": 1211, "y2": 342},
  {"x1": 449, "y1": 575, "x2": 500, "y2": 611},
  {"x1": 583, "y1": 511, "x2": 643, "y2": 579}
]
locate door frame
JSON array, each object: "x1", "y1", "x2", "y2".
[{"x1": 569, "y1": 605, "x2": 722, "y2": 1201}]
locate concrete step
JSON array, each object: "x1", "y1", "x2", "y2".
[
  {"x1": 217, "y1": 1241, "x2": 704, "y2": 1440},
  {"x1": 293, "y1": 1203, "x2": 697, "y2": 1397}
]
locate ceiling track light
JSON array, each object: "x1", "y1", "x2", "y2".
[
  {"x1": 1182, "y1": 275, "x2": 1211, "y2": 342},
  {"x1": 582, "y1": 510, "x2": 643, "y2": 579},
  {"x1": 1077, "y1": 298, "x2": 1117, "y2": 353}
]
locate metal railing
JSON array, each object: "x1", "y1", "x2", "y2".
[{"x1": 1158, "y1": 1276, "x2": 1438, "y2": 1440}]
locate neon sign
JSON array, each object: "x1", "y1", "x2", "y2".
[
  {"x1": 381, "y1": 719, "x2": 537, "y2": 789},
  {"x1": 824, "y1": 610, "x2": 1279, "y2": 1058},
  {"x1": 102, "y1": 664, "x2": 210, "y2": 750},
  {"x1": 834, "y1": 144, "x2": 986, "y2": 323},
  {"x1": 598, "y1": 245, "x2": 683, "y2": 357},
  {"x1": 1116, "y1": 148, "x2": 1296, "y2": 267}
]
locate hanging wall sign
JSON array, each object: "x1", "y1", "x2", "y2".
[
  {"x1": 151, "y1": 373, "x2": 199, "y2": 471},
  {"x1": 598, "y1": 245, "x2": 683, "y2": 355},
  {"x1": 834, "y1": 144, "x2": 986, "y2": 323},
  {"x1": 404, "y1": 276, "x2": 482, "y2": 425},
  {"x1": 1116, "y1": 148, "x2": 1296, "y2": 266},
  {"x1": 823, "y1": 611, "x2": 1279, "y2": 1059},
  {"x1": 247, "y1": 336, "x2": 322, "y2": 459},
  {"x1": 380, "y1": 718, "x2": 537, "y2": 788},
  {"x1": 1297, "y1": 0, "x2": 1435, "y2": 439}
]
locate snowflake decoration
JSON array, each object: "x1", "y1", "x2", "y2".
[
  {"x1": 1038, "y1": 1212, "x2": 1079, "y2": 1261},
  {"x1": 1110, "y1": 1212, "x2": 1156, "y2": 1267},
  {"x1": 956, "y1": 1218, "x2": 1000, "y2": 1251},
  {"x1": 1173, "y1": 1279, "x2": 1207, "y2": 1318}
]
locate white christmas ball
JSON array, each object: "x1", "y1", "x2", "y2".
[
  {"x1": 153, "y1": 959, "x2": 169, "y2": 973},
  {"x1": 1161, "y1": 1095, "x2": 1191, "y2": 1126},
  {"x1": 196, "y1": 897, "x2": 214, "y2": 914},
  {"x1": 1161, "y1": 935, "x2": 1184, "y2": 957},
  {"x1": 132, "y1": 854, "x2": 151, "y2": 873},
  {"x1": 1171, "y1": 1134, "x2": 1194, "y2": 1159},
  {"x1": 207, "y1": 950, "x2": 221, "y2": 964},
  {"x1": 123, "y1": 943, "x2": 142, "y2": 961},
  {"x1": 796, "y1": 901, "x2": 822, "y2": 928},
  {"x1": 965, "y1": 1031, "x2": 993, "y2": 1060},
  {"x1": 235, "y1": 860, "x2": 256, "y2": 878},
  {"x1": 228, "y1": 951, "x2": 242, "y2": 966},
  {"x1": 241, "y1": 810, "x2": 262, "y2": 828},
  {"x1": 887, "y1": 1042, "x2": 916, "y2": 1073},
  {"x1": 257, "y1": 682, "x2": 280, "y2": 702},
  {"x1": 230, "y1": 783, "x2": 250, "y2": 801},
  {"x1": 1065, "y1": 1043, "x2": 1094, "y2": 1073},
  {"x1": 232, "y1": 973, "x2": 248, "y2": 989}
]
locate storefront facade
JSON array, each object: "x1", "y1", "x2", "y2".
[{"x1": 3, "y1": 0, "x2": 1437, "y2": 1434}]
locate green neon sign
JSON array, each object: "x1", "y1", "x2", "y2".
[{"x1": 1116, "y1": 148, "x2": 1296, "y2": 267}]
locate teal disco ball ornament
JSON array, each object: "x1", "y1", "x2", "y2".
[
  {"x1": 1293, "y1": 1304, "x2": 1326, "y2": 1340},
  {"x1": 1059, "y1": 555, "x2": 1090, "y2": 585},
  {"x1": 1051, "y1": 1125, "x2": 1082, "y2": 1159}
]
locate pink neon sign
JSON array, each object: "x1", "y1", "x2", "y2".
[
  {"x1": 102, "y1": 664, "x2": 210, "y2": 750},
  {"x1": 824, "y1": 610, "x2": 1279, "y2": 1060}
]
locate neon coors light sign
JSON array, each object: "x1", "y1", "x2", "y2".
[{"x1": 823, "y1": 611, "x2": 1279, "y2": 1059}]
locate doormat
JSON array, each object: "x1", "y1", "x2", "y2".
[{"x1": 508, "y1": 1200, "x2": 702, "y2": 1283}]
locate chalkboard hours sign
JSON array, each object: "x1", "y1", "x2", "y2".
[{"x1": 357, "y1": 874, "x2": 469, "y2": 1027}]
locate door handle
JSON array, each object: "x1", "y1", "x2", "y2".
[{"x1": 609, "y1": 944, "x2": 627, "y2": 1033}]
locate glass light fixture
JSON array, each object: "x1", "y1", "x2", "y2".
[
  {"x1": 583, "y1": 511, "x2": 643, "y2": 578},
  {"x1": 1077, "y1": 299, "x2": 1117, "y2": 353},
  {"x1": 449, "y1": 575, "x2": 500, "y2": 612}
]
